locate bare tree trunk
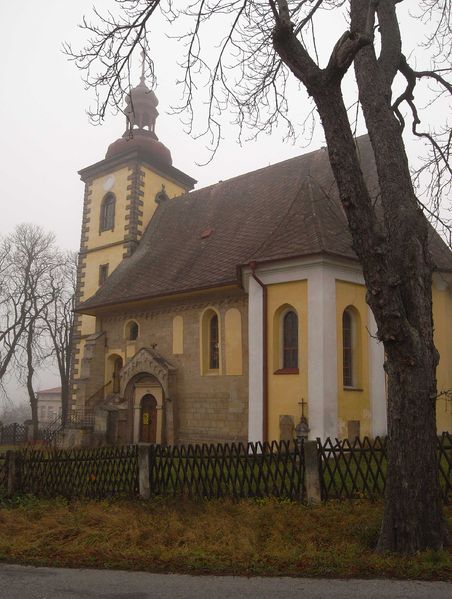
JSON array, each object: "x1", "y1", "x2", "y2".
[
  {"x1": 316, "y1": 86, "x2": 446, "y2": 551},
  {"x1": 271, "y1": 0, "x2": 448, "y2": 555},
  {"x1": 350, "y1": 0, "x2": 447, "y2": 552},
  {"x1": 25, "y1": 325, "x2": 39, "y2": 441},
  {"x1": 60, "y1": 374, "x2": 70, "y2": 425}
]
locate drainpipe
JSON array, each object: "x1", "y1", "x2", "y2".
[{"x1": 249, "y1": 261, "x2": 268, "y2": 443}]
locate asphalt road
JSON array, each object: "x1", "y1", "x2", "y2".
[{"x1": 0, "y1": 564, "x2": 450, "y2": 599}]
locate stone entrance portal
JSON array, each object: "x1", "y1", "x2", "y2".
[
  {"x1": 120, "y1": 347, "x2": 176, "y2": 445},
  {"x1": 139, "y1": 394, "x2": 157, "y2": 443}
]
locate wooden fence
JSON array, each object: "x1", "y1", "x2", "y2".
[
  {"x1": 149, "y1": 440, "x2": 305, "y2": 500},
  {"x1": 0, "y1": 446, "x2": 138, "y2": 499},
  {"x1": 0, "y1": 434, "x2": 450, "y2": 503},
  {"x1": 0, "y1": 423, "x2": 27, "y2": 445},
  {"x1": 317, "y1": 433, "x2": 451, "y2": 503}
]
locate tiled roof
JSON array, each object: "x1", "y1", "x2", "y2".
[{"x1": 79, "y1": 136, "x2": 452, "y2": 312}]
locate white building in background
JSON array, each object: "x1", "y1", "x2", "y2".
[{"x1": 37, "y1": 387, "x2": 61, "y2": 426}]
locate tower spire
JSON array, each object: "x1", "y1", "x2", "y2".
[
  {"x1": 140, "y1": 45, "x2": 146, "y2": 85},
  {"x1": 123, "y1": 46, "x2": 159, "y2": 137}
]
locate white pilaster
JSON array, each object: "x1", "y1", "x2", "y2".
[
  {"x1": 307, "y1": 265, "x2": 338, "y2": 439},
  {"x1": 368, "y1": 308, "x2": 387, "y2": 436},
  {"x1": 248, "y1": 276, "x2": 264, "y2": 442}
]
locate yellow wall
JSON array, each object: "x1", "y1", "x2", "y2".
[
  {"x1": 141, "y1": 166, "x2": 186, "y2": 227},
  {"x1": 172, "y1": 315, "x2": 184, "y2": 355},
  {"x1": 336, "y1": 280, "x2": 371, "y2": 438},
  {"x1": 266, "y1": 280, "x2": 308, "y2": 442},
  {"x1": 225, "y1": 308, "x2": 243, "y2": 375},
  {"x1": 86, "y1": 167, "x2": 130, "y2": 249},
  {"x1": 82, "y1": 245, "x2": 125, "y2": 303},
  {"x1": 433, "y1": 284, "x2": 452, "y2": 432},
  {"x1": 76, "y1": 163, "x2": 189, "y2": 363}
]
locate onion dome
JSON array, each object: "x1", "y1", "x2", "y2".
[{"x1": 106, "y1": 71, "x2": 172, "y2": 166}]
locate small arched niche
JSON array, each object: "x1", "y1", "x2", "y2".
[
  {"x1": 125, "y1": 320, "x2": 139, "y2": 341},
  {"x1": 106, "y1": 353, "x2": 123, "y2": 394}
]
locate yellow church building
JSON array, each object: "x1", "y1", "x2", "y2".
[{"x1": 71, "y1": 74, "x2": 452, "y2": 447}]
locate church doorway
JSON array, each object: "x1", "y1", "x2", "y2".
[{"x1": 139, "y1": 394, "x2": 157, "y2": 443}]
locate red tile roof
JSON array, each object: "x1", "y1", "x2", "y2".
[{"x1": 79, "y1": 136, "x2": 452, "y2": 312}]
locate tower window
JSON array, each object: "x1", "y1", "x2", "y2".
[
  {"x1": 100, "y1": 193, "x2": 116, "y2": 232},
  {"x1": 98, "y1": 263, "x2": 109, "y2": 286}
]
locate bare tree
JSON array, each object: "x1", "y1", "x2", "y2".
[
  {"x1": 0, "y1": 232, "x2": 36, "y2": 381},
  {"x1": 66, "y1": 0, "x2": 451, "y2": 552},
  {"x1": 9, "y1": 225, "x2": 60, "y2": 439},
  {"x1": 42, "y1": 252, "x2": 77, "y2": 426}
]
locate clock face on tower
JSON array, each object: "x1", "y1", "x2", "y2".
[{"x1": 103, "y1": 174, "x2": 115, "y2": 191}]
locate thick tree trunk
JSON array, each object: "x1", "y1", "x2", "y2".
[
  {"x1": 310, "y1": 76, "x2": 446, "y2": 553},
  {"x1": 272, "y1": 0, "x2": 447, "y2": 553},
  {"x1": 350, "y1": 3, "x2": 447, "y2": 551},
  {"x1": 25, "y1": 327, "x2": 39, "y2": 442}
]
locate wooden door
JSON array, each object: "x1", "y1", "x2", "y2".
[{"x1": 139, "y1": 394, "x2": 157, "y2": 443}]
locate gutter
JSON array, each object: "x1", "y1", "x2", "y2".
[{"x1": 249, "y1": 261, "x2": 268, "y2": 443}]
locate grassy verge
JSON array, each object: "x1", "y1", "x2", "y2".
[{"x1": 0, "y1": 496, "x2": 450, "y2": 579}]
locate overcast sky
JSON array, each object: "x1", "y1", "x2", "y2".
[
  {"x1": 0, "y1": 1, "x2": 446, "y2": 404},
  {"x1": 0, "y1": 1, "x2": 328, "y2": 252}
]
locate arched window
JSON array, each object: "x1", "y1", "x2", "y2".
[
  {"x1": 209, "y1": 314, "x2": 219, "y2": 369},
  {"x1": 200, "y1": 308, "x2": 221, "y2": 374},
  {"x1": 282, "y1": 310, "x2": 298, "y2": 369},
  {"x1": 342, "y1": 307, "x2": 360, "y2": 387},
  {"x1": 100, "y1": 193, "x2": 115, "y2": 232},
  {"x1": 125, "y1": 320, "x2": 139, "y2": 341}
]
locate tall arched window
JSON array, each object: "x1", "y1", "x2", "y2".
[
  {"x1": 282, "y1": 310, "x2": 298, "y2": 369},
  {"x1": 209, "y1": 314, "x2": 219, "y2": 369},
  {"x1": 342, "y1": 307, "x2": 360, "y2": 387},
  {"x1": 201, "y1": 308, "x2": 221, "y2": 374},
  {"x1": 100, "y1": 193, "x2": 115, "y2": 232}
]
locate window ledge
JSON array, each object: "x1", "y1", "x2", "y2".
[
  {"x1": 343, "y1": 386, "x2": 364, "y2": 392},
  {"x1": 203, "y1": 370, "x2": 220, "y2": 376},
  {"x1": 274, "y1": 368, "x2": 299, "y2": 375}
]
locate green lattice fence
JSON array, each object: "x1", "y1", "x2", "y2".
[
  {"x1": 318, "y1": 433, "x2": 451, "y2": 503},
  {"x1": 149, "y1": 440, "x2": 305, "y2": 500},
  {"x1": 20, "y1": 445, "x2": 139, "y2": 499}
]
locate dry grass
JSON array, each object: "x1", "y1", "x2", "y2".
[{"x1": 0, "y1": 496, "x2": 450, "y2": 579}]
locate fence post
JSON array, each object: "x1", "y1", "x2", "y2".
[
  {"x1": 304, "y1": 440, "x2": 321, "y2": 504},
  {"x1": 6, "y1": 450, "x2": 22, "y2": 497},
  {"x1": 138, "y1": 444, "x2": 151, "y2": 500}
]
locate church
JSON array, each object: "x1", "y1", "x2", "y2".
[{"x1": 71, "y1": 73, "x2": 452, "y2": 447}]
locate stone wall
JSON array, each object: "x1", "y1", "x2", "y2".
[{"x1": 99, "y1": 289, "x2": 249, "y2": 444}]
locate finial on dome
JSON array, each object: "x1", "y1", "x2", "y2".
[{"x1": 124, "y1": 49, "x2": 159, "y2": 138}]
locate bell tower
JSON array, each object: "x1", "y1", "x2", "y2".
[{"x1": 72, "y1": 71, "x2": 196, "y2": 409}]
